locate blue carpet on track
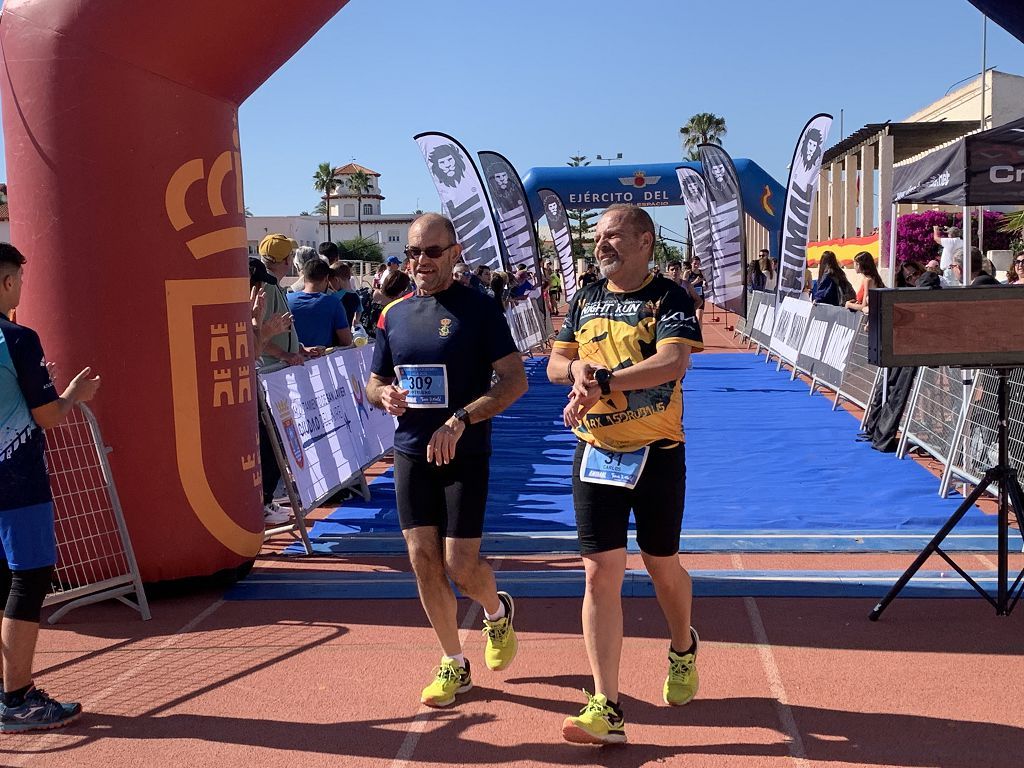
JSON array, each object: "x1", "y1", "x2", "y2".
[
  {"x1": 288, "y1": 353, "x2": 992, "y2": 554},
  {"x1": 227, "y1": 569, "x2": 998, "y2": 601}
]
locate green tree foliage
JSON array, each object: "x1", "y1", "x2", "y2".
[
  {"x1": 337, "y1": 236, "x2": 383, "y2": 263},
  {"x1": 679, "y1": 113, "x2": 727, "y2": 161}
]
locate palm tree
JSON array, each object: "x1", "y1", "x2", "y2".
[
  {"x1": 567, "y1": 154, "x2": 590, "y2": 169},
  {"x1": 679, "y1": 113, "x2": 728, "y2": 160},
  {"x1": 347, "y1": 169, "x2": 372, "y2": 239},
  {"x1": 312, "y1": 161, "x2": 338, "y2": 242}
]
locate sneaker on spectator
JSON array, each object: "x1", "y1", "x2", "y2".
[
  {"x1": 0, "y1": 686, "x2": 82, "y2": 733},
  {"x1": 263, "y1": 502, "x2": 291, "y2": 526}
]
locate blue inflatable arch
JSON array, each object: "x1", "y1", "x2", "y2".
[{"x1": 522, "y1": 159, "x2": 785, "y2": 256}]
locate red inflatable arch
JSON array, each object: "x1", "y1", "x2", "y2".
[{"x1": 0, "y1": 0, "x2": 348, "y2": 581}]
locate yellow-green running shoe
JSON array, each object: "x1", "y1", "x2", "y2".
[
  {"x1": 482, "y1": 591, "x2": 518, "y2": 671},
  {"x1": 420, "y1": 658, "x2": 472, "y2": 708},
  {"x1": 664, "y1": 626, "x2": 700, "y2": 706},
  {"x1": 561, "y1": 691, "x2": 626, "y2": 745}
]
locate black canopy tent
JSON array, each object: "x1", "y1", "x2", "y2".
[
  {"x1": 968, "y1": 0, "x2": 1024, "y2": 46},
  {"x1": 890, "y1": 114, "x2": 1024, "y2": 281}
]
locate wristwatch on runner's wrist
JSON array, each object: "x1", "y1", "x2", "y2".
[
  {"x1": 452, "y1": 407, "x2": 471, "y2": 427},
  {"x1": 595, "y1": 368, "x2": 613, "y2": 395}
]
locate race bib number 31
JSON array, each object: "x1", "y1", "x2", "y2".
[
  {"x1": 579, "y1": 444, "x2": 650, "y2": 489},
  {"x1": 396, "y1": 364, "x2": 448, "y2": 408}
]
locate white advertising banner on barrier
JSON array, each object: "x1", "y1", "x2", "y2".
[
  {"x1": 506, "y1": 301, "x2": 545, "y2": 353},
  {"x1": 259, "y1": 345, "x2": 395, "y2": 509},
  {"x1": 770, "y1": 296, "x2": 813, "y2": 365}
]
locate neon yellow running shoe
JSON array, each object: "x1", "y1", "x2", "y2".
[
  {"x1": 561, "y1": 691, "x2": 626, "y2": 745},
  {"x1": 420, "y1": 658, "x2": 472, "y2": 708},
  {"x1": 482, "y1": 591, "x2": 518, "y2": 671},
  {"x1": 664, "y1": 627, "x2": 700, "y2": 706}
]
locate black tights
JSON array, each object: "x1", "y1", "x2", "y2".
[{"x1": 0, "y1": 560, "x2": 53, "y2": 624}]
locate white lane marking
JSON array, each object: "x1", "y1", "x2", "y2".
[
  {"x1": 389, "y1": 561, "x2": 502, "y2": 768},
  {"x1": 733, "y1": 554, "x2": 809, "y2": 768}
]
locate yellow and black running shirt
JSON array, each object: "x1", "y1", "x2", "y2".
[{"x1": 554, "y1": 274, "x2": 703, "y2": 452}]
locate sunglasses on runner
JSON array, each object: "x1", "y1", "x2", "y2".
[
  {"x1": 404, "y1": 244, "x2": 455, "y2": 259},
  {"x1": 1015, "y1": 258, "x2": 1024, "y2": 266}
]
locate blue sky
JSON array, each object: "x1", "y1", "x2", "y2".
[{"x1": 2, "y1": 0, "x2": 1023, "y2": 234}]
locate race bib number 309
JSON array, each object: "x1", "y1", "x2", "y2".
[{"x1": 395, "y1": 364, "x2": 448, "y2": 408}]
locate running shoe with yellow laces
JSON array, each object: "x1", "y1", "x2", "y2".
[
  {"x1": 482, "y1": 591, "x2": 518, "y2": 671},
  {"x1": 561, "y1": 691, "x2": 626, "y2": 745},
  {"x1": 420, "y1": 658, "x2": 472, "y2": 708},
  {"x1": 664, "y1": 626, "x2": 700, "y2": 706}
]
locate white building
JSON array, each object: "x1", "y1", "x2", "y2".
[
  {"x1": 245, "y1": 215, "x2": 321, "y2": 255},
  {"x1": 246, "y1": 163, "x2": 419, "y2": 263}
]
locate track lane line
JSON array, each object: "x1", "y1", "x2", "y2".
[{"x1": 732, "y1": 554, "x2": 809, "y2": 768}]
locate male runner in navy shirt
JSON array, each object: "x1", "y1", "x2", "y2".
[
  {"x1": 0, "y1": 243, "x2": 100, "y2": 732},
  {"x1": 367, "y1": 213, "x2": 527, "y2": 707}
]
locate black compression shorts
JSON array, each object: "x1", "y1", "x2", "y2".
[
  {"x1": 571, "y1": 441, "x2": 686, "y2": 556},
  {"x1": 394, "y1": 450, "x2": 490, "y2": 538}
]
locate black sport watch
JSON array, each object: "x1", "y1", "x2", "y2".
[
  {"x1": 453, "y1": 407, "x2": 471, "y2": 427},
  {"x1": 595, "y1": 368, "x2": 613, "y2": 396}
]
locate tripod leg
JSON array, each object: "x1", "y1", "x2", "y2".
[
  {"x1": 1003, "y1": 475, "x2": 1024, "y2": 614},
  {"x1": 870, "y1": 467, "x2": 1000, "y2": 621},
  {"x1": 1007, "y1": 474, "x2": 1024, "y2": 543}
]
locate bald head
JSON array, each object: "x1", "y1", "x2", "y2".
[
  {"x1": 410, "y1": 212, "x2": 457, "y2": 244},
  {"x1": 406, "y1": 213, "x2": 463, "y2": 295}
]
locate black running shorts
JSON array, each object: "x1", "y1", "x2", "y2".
[
  {"x1": 571, "y1": 441, "x2": 686, "y2": 557},
  {"x1": 394, "y1": 450, "x2": 490, "y2": 538}
]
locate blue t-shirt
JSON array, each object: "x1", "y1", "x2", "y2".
[
  {"x1": 371, "y1": 282, "x2": 518, "y2": 456},
  {"x1": 1, "y1": 314, "x2": 58, "y2": 511},
  {"x1": 286, "y1": 291, "x2": 349, "y2": 348}
]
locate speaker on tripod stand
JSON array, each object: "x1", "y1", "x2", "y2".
[{"x1": 866, "y1": 286, "x2": 1024, "y2": 618}]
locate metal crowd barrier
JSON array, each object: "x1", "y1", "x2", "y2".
[
  {"x1": 833, "y1": 318, "x2": 879, "y2": 420},
  {"x1": 941, "y1": 368, "x2": 1024, "y2": 498},
  {"x1": 43, "y1": 403, "x2": 151, "y2": 624},
  {"x1": 506, "y1": 300, "x2": 547, "y2": 355},
  {"x1": 896, "y1": 366, "x2": 964, "y2": 465}
]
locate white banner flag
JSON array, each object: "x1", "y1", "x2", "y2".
[
  {"x1": 259, "y1": 345, "x2": 395, "y2": 510},
  {"x1": 414, "y1": 132, "x2": 504, "y2": 271},
  {"x1": 538, "y1": 188, "x2": 578, "y2": 303},
  {"x1": 676, "y1": 167, "x2": 715, "y2": 298},
  {"x1": 778, "y1": 114, "x2": 832, "y2": 301},
  {"x1": 698, "y1": 143, "x2": 747, "y2": 316}
]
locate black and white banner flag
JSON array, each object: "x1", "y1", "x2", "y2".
[
  {"x1": 778, "y1": 114, "x2": 832, "y2": 301},
  {"x1": 676, "y1": 167, "x2": 716, "y2": 299},
  {"x1": 698, "y1": 144, "x2": 746, "y2": 316},
  {"x1": 414, "y1": 132, "x2": 504, "y2": 271},
  {"x1": 478, "y1": 151, "x2": 542, "y2": 275},
  {"x1": 538, "y1": 188, "x2": 578, "y2": 303}
]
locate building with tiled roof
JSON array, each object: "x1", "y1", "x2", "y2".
[{"x1": 245, "y1": 164, "x2": 420, "y2": 265}]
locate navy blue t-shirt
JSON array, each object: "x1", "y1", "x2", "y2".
[
  {"x1": 371, "y1": 283, "x2": 517, "y2": 456},
  {"x1": 0, "y1": 314, "x2": 58, "y2": 511}
]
